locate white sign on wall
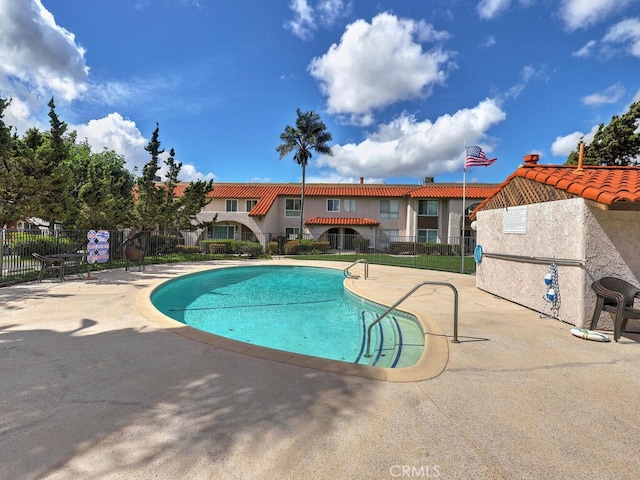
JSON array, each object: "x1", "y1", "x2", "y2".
[{"x1": 503, "y1": 205, "x2": 528, "y2": 234}]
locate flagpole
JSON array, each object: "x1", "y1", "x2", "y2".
[
  {"x1": 461, "y1": 165, "x2": 466, "y2": 274},
  {"x1": 460, "y1": 141, "x2": 467, "y2": 274}
]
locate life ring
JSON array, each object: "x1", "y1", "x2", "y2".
[
  {"x1": 474, "y1": 245, "x2": 483, "y2": 264},
  {"x1": 570, "y1": 327, "x2": 610, "y2": 342}
]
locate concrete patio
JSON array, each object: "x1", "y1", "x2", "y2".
[{"x1": 1, "y1": 260, "x2": 638, "y2": 479}]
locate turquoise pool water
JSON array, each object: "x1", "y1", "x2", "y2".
[{"x1": 151, "y1": 265, "x2": 424, "y2": 367}]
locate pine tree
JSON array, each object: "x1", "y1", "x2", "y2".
[{"x1": 567, "y1": 101, "x2": 640, "y2": 165}]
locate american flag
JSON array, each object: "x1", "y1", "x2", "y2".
[{"x1": 465, "y1": 145, "x2": 497, "y2": 168}]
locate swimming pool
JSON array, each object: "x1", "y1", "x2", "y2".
[{"x1": 151, "y1": 265, "x2": 425, "y2": 368}]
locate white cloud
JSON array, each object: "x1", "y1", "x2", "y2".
[
  {"x1": 0, "y1": 0, "x2": 89, "y2": 102},
  {"x1": 316, "y1": 99, "x2": 506, "y2": 178},
  {"x1": 305, "y1": 173, "x2": 384, "y2": 184},
  {"x1": 572, "y1": 40, "x2": 597, "y2": 57},
  {"x1": 581, "y1": 84, "x2": 626, "y2": 106},
  {"x1": 3, "y1": 96, "x2": 39, "y2": 134},
  {"x1": 503, "y1": 65, "x2": 548, "y2": 100},
  {"x1": 72, "y1": 113, "x2": 215, "y2": 182},
  {"x1": 309, "y1": 13, "x2": 453, "y2": 126},
  {"x1": 178, "y1": 163, "x2": 215, "y2": 182},
  {"x1": 317, "y1": 0, "x2": 350, "y2": 27},
  {"x1": 573, "y1": 18, "x2": 640, "y2": 59},
  {"x1": 602, "y1": 17, "x2": 640, "y2": 57},
  {"x1": 477, "y1": 0, "x2": 512, "y2": 20},
  {"x1": 553, "y1": 94, "x2": 640, "y2": 157},
  {"x1": 72, "y1": 113, "x2": 149, "y2": 173},
  {"x1": 559, "y1": 0, "x2": 632, "y2": 31},
  {"x1": 286, "y1": 0, "x2": 316, "y2": 40},
  {"x1": 286, "y1": 0, "x2": 348, "y2": 40},
  {"x1": 551, "y1": 124, "x2": 600, "y2": 156},
  {"x1": 481, "y1": 36, "x2": 497, "y2": 48}
]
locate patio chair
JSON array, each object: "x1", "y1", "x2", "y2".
[
  {"x1": 33, "y1": 252, "x2": 65, "y2": 282},
  {"x1": 590, "y1": 276, "x2": 640, "y2": 342},
  {"x1": 124, "y1": 247, "x2": 145, "y2": 272}
]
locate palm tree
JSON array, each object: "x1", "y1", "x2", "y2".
[{"x1": 276, "y1": 109, "x2": 333, "y2": 239}]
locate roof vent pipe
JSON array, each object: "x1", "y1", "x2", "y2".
[{"x1": 574, "y1": 142, "x2": 585, "y2": 175}]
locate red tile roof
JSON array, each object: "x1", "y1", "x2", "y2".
[
  {"x1": 474, "y1": 165, "x2": 640, "y2": 213},
  {"x1": 170, "y1": 182, "x2": 499, "y2": 216},
  {"x1": 305, "y1": 217, "x2": 380, "y2": 226},
  {"x1": 202, "y1": 183, "x2": 418, "y2": 198},
  {"x1": 409, "y1": 184, "x2": 498, "y2": 198}
]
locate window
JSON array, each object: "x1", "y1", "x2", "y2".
[
  {"x1": 209, "y1": 225, "x2": 235, "y2": 239},
  {"x1": 327, "y1": 199, "x2": 340, "y2": 212},
  {"x1": 380, "y1": 199, "x2": 399, "y2": 219},
  {"x1": 285, "y1": 227, "x2": 300, "y2": 239},
  {"x1": 225, "y1": 199, "x2": 238, "y2": 212},
  {"x1": 418, "y1": 229, "x2": 438, "y2": 243},
  {"x1": 418, "y1": 200, "x2": 438, "y2": 216},
  {"x1": 246, "y1": 199, "x2": 258, "y2": 212},
  {"x1": 379, "y1": 229, "x2": 399, "y2": 249},
  {"x1": 285, "y1": 198, "x2": 301, "y2": 217},
  {"x1": 344, "y1": 199, "x2": 357, "y2": 212}
]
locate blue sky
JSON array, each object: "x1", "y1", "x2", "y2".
[{"x1": 1, "y1": 0, "x2": 639, "y2": 185}]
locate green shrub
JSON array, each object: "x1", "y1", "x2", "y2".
[
  {"x1": 199, "y1": 239, "x2": 263, "y2": 256},
  {"x1": 283, "y1": 239, "x2": 329, "y2": 255},
  {"x1": 208, "y1": 243, "x2": 228, "y2": 254},
  {"x1": 311, "y1": 241, "x2": 330, "y2": 253},
  {"x1": 389, "y1": 241, "x2": 426, "y2": 255},
  {"x1": 353, "y1": 237, "x2": 370, "y2": 253},
  {"x1": 175, "y1": 245, "x2": 201, "y2": 254},
  {"x1": 12, "y1": 236, "x2": 74, "y2": 258},
  {"x1": 200, "y1": 239, "x2": 231, "y2": 253},
  {"x1": 268, "y1": 241, "x2": 279, "y2": 255},
  {"x1": 283, "y1": 240, "x2": 300, "y2": 254},
  {"x1": 233, "y1": 241, "x2": 263, "y2": 257},
  {"x1": 424, "y1": 242, "x2": 439, "y2": 255}
]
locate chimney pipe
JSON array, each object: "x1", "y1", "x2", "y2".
[
  {"x1": 359, "y1": 177, "x2": 364, "y2": 184},
  {"x1": 574, "y1": 142, "x2": 585, "y2": 175},
  {"x1": 523, "y1": 154, "x2": 539, "y2": 166}
]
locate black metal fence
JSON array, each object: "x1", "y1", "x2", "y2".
[{"x1": 1, "y1": 228, "x2": 476, "y2": 286}]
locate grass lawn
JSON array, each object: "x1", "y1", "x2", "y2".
[{"x1": 282, "y1": 253, "x2": 476, "y2": 274}]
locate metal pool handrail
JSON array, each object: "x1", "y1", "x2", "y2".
[
  {"x1": 364, "y1": 281, "x2": 459, "y2": 358},
  {"x1": 344, "y1": 258, "x2": 368, "y2": 279}
]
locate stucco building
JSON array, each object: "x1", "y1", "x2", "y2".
[
  {"x1": 180, "y1": 180, "x2": 497, "y2": 252},
  {"x1": 472, "y1": 155, "x2": 640, "y2": 332}
]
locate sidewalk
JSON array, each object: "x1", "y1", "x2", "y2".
[{"x1": 1, "y1": 260, "x2": 638, "y2": 479}]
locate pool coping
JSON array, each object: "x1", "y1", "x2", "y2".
[{"x1": 134, "y1": 262, "x2": 450, "y2": 382}]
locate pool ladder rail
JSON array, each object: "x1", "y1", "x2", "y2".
[
  {"x1": 355, "y1": 311, "x2": 393, "y2": 366},
  {"x1": 364, "y1": 281, "x2": 460, "y2": 358},
  {"x1": 344, "y1": 259, "x2": 368, "y2": 279}
]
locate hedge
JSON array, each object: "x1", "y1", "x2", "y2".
[
  {"x1": 389, "y1": 241, "x2": 460, "y2": 256},
  {"x1": 175, "y1": 245, "x2": 201, "y2": 254},
  {"x1": 283, "y1": 240, "x2": 330, "y2": 255},
  {"x1": 200, "y1": 239, "x2": 263, "y2": 256},
  {"x1": 12, "y1": 236, "x2": 75, "y2": 258}
]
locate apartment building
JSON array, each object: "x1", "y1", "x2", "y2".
[{"x1": 183, "y1": 180, "x2": 498, "y2": 252}]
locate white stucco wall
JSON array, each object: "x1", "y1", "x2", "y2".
[
  {"x1": 476, "y1": 198, "x2": 640, "y2": 328},
  {"x1": 475, "y1": 199, "x2": 587, "y2": 326}
]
